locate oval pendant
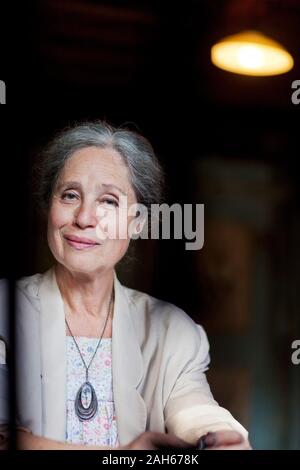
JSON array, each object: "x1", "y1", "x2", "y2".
[{"x1": 75, "y1": 381, "x2": 98, "y2": 421}]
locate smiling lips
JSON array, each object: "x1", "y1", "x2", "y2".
[{"x1": 64, "y1": 234, "x2": 100, "y2": 250}]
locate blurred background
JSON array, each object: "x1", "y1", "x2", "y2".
[{"x1": 1, "y1": 0, "x2": 300, "y2": 449}]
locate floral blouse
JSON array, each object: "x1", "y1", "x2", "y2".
[{"x1": 65, "y1": 336, "x2": 119, "y2": 447}]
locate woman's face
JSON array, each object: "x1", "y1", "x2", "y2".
[{"x1": 47, "y1": 146, "x2": 138, "y2": 277}]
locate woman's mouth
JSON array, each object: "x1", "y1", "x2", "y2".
[{"x1": 64, "y1": 235, "x2": 100, "y2": 250}]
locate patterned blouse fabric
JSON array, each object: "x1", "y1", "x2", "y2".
[{"x1": 65, "y1": 336, "x2": 119, "y2": 447}]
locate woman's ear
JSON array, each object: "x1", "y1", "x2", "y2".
[
  {"x1": 130, "y1": 214, "x2": 147, "y2": 237},
  {"x1": 127, "y1": 201, "x2": 149, "y2": 240},
  {"x1": 127, "y1": 202, "x2": 148, "y2": 239}
]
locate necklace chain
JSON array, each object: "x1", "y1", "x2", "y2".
[{"x1": 65, "y1": 288, "x2": 114, "y2": 380}]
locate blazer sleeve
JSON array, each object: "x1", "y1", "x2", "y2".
[{"x1": 164, "y1": 321, "x2": 248, "y2": 444}]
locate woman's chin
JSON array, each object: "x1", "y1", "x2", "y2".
[{"x1": 57, "y1": 255, "x2": 106, "y2": 276}]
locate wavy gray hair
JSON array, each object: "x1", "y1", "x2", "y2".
[{"x1": 36, "y1": 120, "x2": 165, "y2": 213}]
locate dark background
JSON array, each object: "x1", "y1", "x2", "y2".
[{"x1": 1, "y1": 0, "x2": 299, "y2": 449}]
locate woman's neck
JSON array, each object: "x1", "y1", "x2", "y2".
[{"x1": 55, "y1": 264, "x2": 114, "y2": 321}]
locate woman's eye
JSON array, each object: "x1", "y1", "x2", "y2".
[
  {"x1": 61, "y1": 192, "x2": 79, "y2": 201},
  {"x1": 102, "y1": 198, "x2": 119, "y2": 207}
]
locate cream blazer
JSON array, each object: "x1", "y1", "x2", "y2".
[{"x1": 9, "y1": 267, "x2": 247, "y2": 446}]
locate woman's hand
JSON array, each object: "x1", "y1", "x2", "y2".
[
  {"x1": 122, "y1": 430, "x2": 252, "y2": 451},
  {"x1": 198, "y1": 430, "x2": 252, "y2": 450},
  {"x1": 123, "y1": 431, "x2": 193, "y2": 450}
]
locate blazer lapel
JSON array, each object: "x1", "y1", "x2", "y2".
[
  {"x1": 112, "y1": 274, "x2": 147, "y2": 445},
  {"x1": 39, "y1": 267, "x2": 66, "y2": 441}
]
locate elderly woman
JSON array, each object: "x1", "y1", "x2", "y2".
[{"x1": 0, "y1": 121, "x2": 251, "y2": 450}]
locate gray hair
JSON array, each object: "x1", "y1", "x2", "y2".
[{"x1": 35, "y1": 120, "x2": 165, "y2": 213}]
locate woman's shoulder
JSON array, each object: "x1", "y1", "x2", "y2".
[
  {"x1": 15, "y1": 272, "x2": 48, "y2": 325},
  {"x1": 0, "y1": 273, "x2": 42, "y2": 338},
  {"x1": 123, "y1": 283, "x2": 207, "y2": 341},
  {"x1": 0, "y1": 273, "x2": 43, "y2": 317},
  {"x1": 16, "y1": 272, "x2": 43, "y2": 300},
  {"x1": 0, "y1": 273, "x2": 41, "y2": 312}
]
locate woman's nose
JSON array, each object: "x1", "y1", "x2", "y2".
[{"x1": 74, "y1": 201, "x2": 98, "y2": 228}]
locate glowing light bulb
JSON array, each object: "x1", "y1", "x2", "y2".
[{"x1": 211, "y1": 31, "x2": 294, "y2": 76}]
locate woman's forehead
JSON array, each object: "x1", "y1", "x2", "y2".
[{"x1": 58, "y1": 146, "x2": 133, "y2": 194}]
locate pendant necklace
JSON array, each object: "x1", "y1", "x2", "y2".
[{"x1": 65, "y1": 288, "x2": 114, "y2": 422}]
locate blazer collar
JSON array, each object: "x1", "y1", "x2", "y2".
[{"x1": 38, "y1": 267, "x2": 147, "y2": 445}]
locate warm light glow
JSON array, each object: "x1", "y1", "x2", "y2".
[{"x1": 211, "y1": 30, "x2": 294, "y2": 76}]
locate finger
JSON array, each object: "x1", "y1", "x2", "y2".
[{"x1": 204, "y1": 431, "x2": 244, "y2": 447}]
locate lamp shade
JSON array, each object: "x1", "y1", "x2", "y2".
[{"x1": 211, "y1": 30, "x2": 294, "y2": 76}]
